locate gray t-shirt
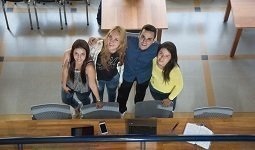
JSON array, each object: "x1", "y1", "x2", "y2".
[{"x1": 67, "y1": 70, "x2": 89, "y2": 93}]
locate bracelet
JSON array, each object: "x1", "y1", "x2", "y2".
[{"x1": 96, "y1": 99, "x2": 101, "y2": 102}]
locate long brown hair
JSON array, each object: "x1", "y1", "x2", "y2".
[
  {"x1": 158, "y1": 41, "x2": 179, "y2": 82},
  {"x1": 69, "y1": 39, "x2": 90, "y2": 85},
  {"x1": 100, "y1": 26, "x2": 127, "y2": 70}
]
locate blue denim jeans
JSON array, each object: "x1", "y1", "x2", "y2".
[
  {"x1": 61, "y1": 88, "x2": 91, "y2": 109},
  {"x1": 93, "y1": 73, "x2": 119, "y2": 102},
  {"x1": 149, "y1": 83, "x2": 177, "y2": 111}
]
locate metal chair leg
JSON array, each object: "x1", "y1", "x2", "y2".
[
  {"x1": 85, "y1": 0, "x2": 89, "y2": 25},
  {"x1": 59, "y1": 7, "x2": 63, "y2": 30},
  {"x1": 2, "y1": 2, "x2": 10, "y2": 30},
  {"x1": 18, "y1": 144, "x2": 23, "y2": 150},
  {"x1": 63, "y1": 0, "x2": 67, "y2": 25},
  {"x1": 27, "y1": 2, "x2": 33, "y2": 30},
  {"x1": 34, "y1": 2, "x2": 40, "y2": 29}
]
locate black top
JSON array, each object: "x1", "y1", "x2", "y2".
[{"x1": 96, "y1": 52, "x2": 119, "y2": 81}]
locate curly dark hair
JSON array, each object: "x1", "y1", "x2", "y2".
[{"x1": 140, "y1": 24, "x2": 157, "y2": 39}]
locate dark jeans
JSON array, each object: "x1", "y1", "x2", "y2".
[
  {"x1": 117, "y1": 79, "x2": 150, "y2": 113},
  {"x1": 61, "y1": 88, "x2": 91, "y2": 109},
  {"x1": 149, "y1": 83, "x2": 177, "y2": 111}
]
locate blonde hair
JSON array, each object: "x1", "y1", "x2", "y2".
[{"x1": 100, "y1": 26, "x2": 127, "y2": 70}]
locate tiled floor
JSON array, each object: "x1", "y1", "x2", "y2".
[{"x1": 0, "y1": 0, "x2": 255, "y2": 115}]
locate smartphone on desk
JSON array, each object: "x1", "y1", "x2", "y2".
[{"x1": 99, "y1": 121, "x2": 108, "y2": 135}]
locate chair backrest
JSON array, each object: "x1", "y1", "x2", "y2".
[
  {"x1": 135, "y1": 100, "x2": 173, "y2": 118},
  {"x1": 126, "y1": 32, "x2": 140, "y2": 37},
  {"x1": 36, "y1": 0, "x2": 58, "y2": 3},
  {"x1": 81, "y1": 102, "x2": 121, "y2": 119},
  {"x1": 31, "y1": 103, "x2": 72, "y2": 120},
  {"x1": 194, "y1": 106, "x2": 234, "y2": 118},
  {"x1": 4, "y1": 0, "x2": 24, "y2": 2}
]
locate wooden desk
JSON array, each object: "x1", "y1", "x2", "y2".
[
  {"x1": 1, "y1": 113, "x2": 255, "y2": 149},
  {"x1": 223, "y1": 0, "x2": 255, "y2": 57},
  {"x1": 101, "y1": 0, "x2": 168, "y2": 42}
]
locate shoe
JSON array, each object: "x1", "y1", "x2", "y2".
[
  {"x1": 72, "y1": 103, "x2": 83, "y2": 119},
  {"x1": 72, "y1": 110, "x2": 82, "y2": 119},
  {"x1": 121, "y1": 111, "x2": 126, "y2": 119}
]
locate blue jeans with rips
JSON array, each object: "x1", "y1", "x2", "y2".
[
  {"x1": 93, "y1": 73, "x2": 119, "y2": 103},
  {"x1": 149, "y1": 83, "x2": 177, "y2": 111},
  {"x1": 61, "y1": 88, "x2": 91, "y2": 109}
]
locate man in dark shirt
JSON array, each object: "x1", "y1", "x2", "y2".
[{"x1": 117, "y1": 24, "x2": 159, "y2": 114}]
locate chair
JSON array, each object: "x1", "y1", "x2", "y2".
[
  {"x1": 81, "y1": 102, "x2": 121, "y2": 119},
  {"x1": 126, "y1": 32, "x2": 140, "y2": 37},
  {"x1": 65, "y1": 0, "x2": 89, "y2": 25},
  {"x1": 194, "y1": 106, "x2": 234, "y2": 118},
  {"x1": 33, "y1": 0, "x2": 67, "y2": 29},
  {"x1": 1, "y1": 0, "x2": 33, "y2": 30},
  {"x1": 135, "y1": 100, "x2": 173, "y2": 118},
  {"x1": 31, "y1": 103, "x2": 72, "y2": 120}
]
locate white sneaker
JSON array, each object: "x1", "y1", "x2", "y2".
[{"x1": 121, "y1": 111, "x2": 127, "y2": 119}]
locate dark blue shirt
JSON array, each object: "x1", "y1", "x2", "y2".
[{"x1": 123, "y1": 36, "x2": 159, "y2": 84}]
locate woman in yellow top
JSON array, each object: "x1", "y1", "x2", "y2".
[{"x1": 149, "y1": 41, "x2": 183, "y2": 111}]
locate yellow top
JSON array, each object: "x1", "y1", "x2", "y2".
[{"x1": 150, "y1": 58, "x2": 183, "y2": 100}]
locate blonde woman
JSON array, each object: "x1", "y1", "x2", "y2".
[{"x1": 90, "y1": 26, "x2": 127, "y2": 102}]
